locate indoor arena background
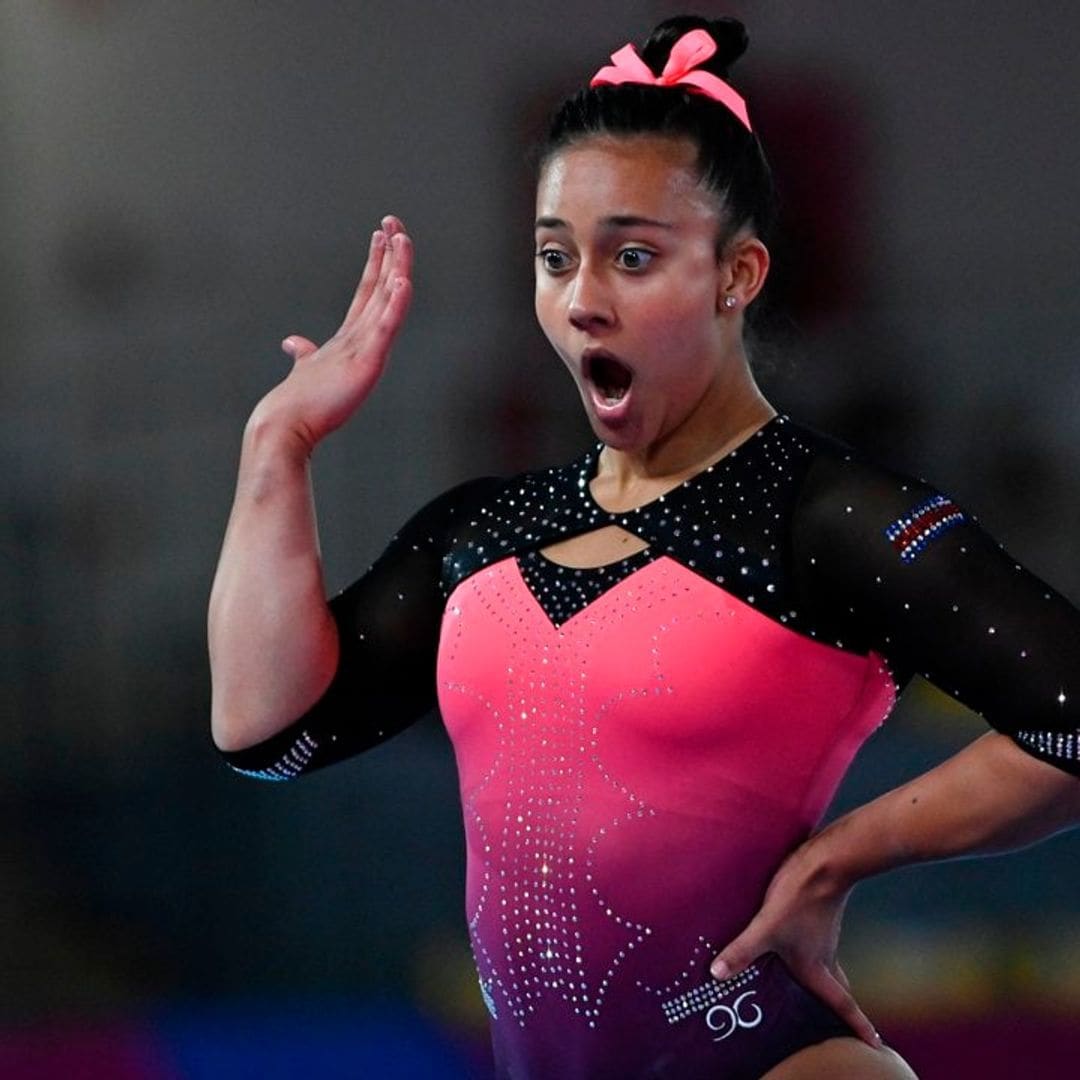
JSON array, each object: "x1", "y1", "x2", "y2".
[{"x1": 2, "y1": 2, "x2": 1079, "y2": 1077}]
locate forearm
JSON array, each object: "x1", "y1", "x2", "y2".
[
  {"x1": 808, "y1": 732, "x2": 1080, "y2": 891},
  {"x1": 208, "y1": 415, "x2": 339, "y2": 752}
]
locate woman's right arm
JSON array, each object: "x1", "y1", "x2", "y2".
[{"x1": 208, "y1": 217, "x2": 413, "y2": 753}]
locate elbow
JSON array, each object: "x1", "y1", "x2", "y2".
[
  {"x1": 993, "y1": 733, "x2": 1080, "y2": 838},
  {"x1": 208, "y1": 645, "x2": 339, "y2": 755}
]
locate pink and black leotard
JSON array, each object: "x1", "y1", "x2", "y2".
[{"x1": 222, "y1": 415, "x2": 1080, "y2": 1079}]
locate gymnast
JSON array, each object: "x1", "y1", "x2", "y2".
[{"x1": 209, "y1": 15, "x2": 1080, "y2": 1078}]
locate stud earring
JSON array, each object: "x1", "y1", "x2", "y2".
[{"x1": 723, "y1": 295, "x2": 737, "y2": 309}]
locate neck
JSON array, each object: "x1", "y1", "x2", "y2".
[{"x1": 596, "y1": 348, "x2": 775, "y2": 498}]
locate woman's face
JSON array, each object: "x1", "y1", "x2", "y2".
[{"x1": 534, "y1": 135, "x2": 731, "y2": 453}]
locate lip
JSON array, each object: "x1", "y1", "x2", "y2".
[{"x1": 581, "y1": 345, "x2": 630, "y2": 369}]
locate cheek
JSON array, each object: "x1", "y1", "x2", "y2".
[
  {"x1": 635, "y1": 284, "x2": 718, "y2": 345},
  {"x1": 533, "y1": 282, "x2": 548, "y2": 325},
  {"x1": 533, "y1": 283, "x2": 564, "y2": 347}
]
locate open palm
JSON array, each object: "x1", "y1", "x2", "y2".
[{"x1": 252, "y1": 215, "x2": 414, "y2": 453}]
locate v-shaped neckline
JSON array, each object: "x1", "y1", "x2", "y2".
[{"x1": 515, "y1": 546, "x2": 663, "y2": 628}]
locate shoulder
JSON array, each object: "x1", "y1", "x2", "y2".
[
  {"x1": 389, "y1": 446, "x2": 596, "y2": 568},
  {"x1": 449, "y1": 445, "x2": 599, "y2": 527},
  {"x1": 782, "y1": 419, "x2": 978, "y2": 635},
  {"x1": 785, "y1": 419, "x2": 964, "y2": 555},
  {"x1": 433, "y1": 446, "x2": 595, "y2": 526},
  {"x1": 383, "y1": 475, "x2": 505, "y2": 548},
  {"x1": 777, "y1": 419, "x2": 977, "y2": 659}
]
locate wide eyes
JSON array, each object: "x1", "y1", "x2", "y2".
[
  {"x1": 535, "y1": 246, "x2": 656, "y2": 274},
  {"x1": 536, "y1": 249, "x2": 571, "y2": 273},
  {"x1": 614, "y1": 247, "x2": 654, "y2": 271}
]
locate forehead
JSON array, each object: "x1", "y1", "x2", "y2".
[{"x1": 536, "y1": 135, "x2": 718, "y2": 226}]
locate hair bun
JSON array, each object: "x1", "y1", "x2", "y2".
[{"x1": 640, "y1": 14, "x2": 749, "y2": 79}]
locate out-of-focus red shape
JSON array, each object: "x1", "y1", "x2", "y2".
[
  {"x1": 749, "y1": 64, "x2": 876, "y2": 328},
  {"x1": 889, "y1": 1011, "x2": 1078, "y2": 1080},
  {"x1": 0, "y1": 1022, "x2": 179, "y2": 1080},
  {"x1": 55, "y1": 0, "x2": 110, "y2": 21}
]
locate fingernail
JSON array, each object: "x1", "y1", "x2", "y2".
[{"x1": 710, "y1": 960, "x2": 729, "y2": 980}]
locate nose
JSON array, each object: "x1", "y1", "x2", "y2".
[{"x1": 567, "y1": 266, "x2": 615, "y2": 332}]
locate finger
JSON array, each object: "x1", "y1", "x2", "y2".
[
  {"x1": 281, "y1": 335, "x2": 320, "y2": 362},
  {"x1": 381, "y1": 214, "x2": 404, "y2": 238},
  {"x1": 710, "y1": 930, "x2": 766, "y2": 981},
  {"x1": 386, "y1": 230, "x2": 414, "y2": 294},
  {"x1": 364, "y1": 229, "x2": 410, "y2": 332},
  {"x1": 377, "y1": 269, "x2": 413, "y2": 337},
  {"x1": 367, "y1": 224, "x2": 399, "y2": 310},
  {"x1": 341, "y1": 229, "x2": 388, "y2": 328},
  {"x1": 801, "y1": 965, "x2": 881, "y2": 1050}
]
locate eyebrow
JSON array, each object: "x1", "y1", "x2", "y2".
[{"x1": 534, "y1": 215, "x2": 675, "y2": 231}]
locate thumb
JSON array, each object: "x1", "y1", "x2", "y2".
[
  {"x1": 281, "y1": 335, "x2": 319, "y2": 363},
  {"x1": 710, "y1": 930, "x2": 765, "y2": 982}
]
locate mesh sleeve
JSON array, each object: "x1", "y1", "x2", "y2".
[
  {"x1": 219, "y1": 476, "x2": 501, "y2": 780},
  {"x1": 793, "y1": 452, "x2": 1080, "y2": 776}
]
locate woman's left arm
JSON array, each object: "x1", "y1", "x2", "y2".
[
  {"x1": 712, "y1": 449, "x2": 1080, "y2": 1046},
  {"x1": 710, "y1": 732, "x2": 1080, "y2": 1046}
]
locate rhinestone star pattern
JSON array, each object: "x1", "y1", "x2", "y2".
[
  {"x1": 222, "y1": 411, "x2": 1079, "y2": 787},
  {"x1": 439, "y1": 540, "x2": 897, "y2": 1054},
  {"x1": 440, "y1": 557, "x2": 664, "y2": 1029},
  {"x1": 219, "y1": 412, "x2": 1080, "y2": 1075}
]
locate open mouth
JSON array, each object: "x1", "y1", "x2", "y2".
[{"x1": 584, "y1": 350, "x2": 634, "y2": 406}]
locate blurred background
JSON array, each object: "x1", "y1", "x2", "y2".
[{"x1": 2, "y1": 1, "x2": 1079, "y2": 1077}]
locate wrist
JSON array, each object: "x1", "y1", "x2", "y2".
[
  {"x1": 236, "y1": 410, "x2": 314, "y2": 503},
  {"x1": 243, "y1": 401, "x2": 315, "y2": 460},
  {"x1": 794, "y1": 824, "x2": 867, "y2": 897}
]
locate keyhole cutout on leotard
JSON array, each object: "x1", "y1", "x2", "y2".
[{"x1": 539, "y1": 525, "x2": 650, "y2": 569}]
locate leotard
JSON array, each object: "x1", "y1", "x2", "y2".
[{"x1": 222, "y1": 415, "x2": 1080, "y2": 1079}]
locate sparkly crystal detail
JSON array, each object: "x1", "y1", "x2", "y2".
[
  {"x1": 516, "y1": 547, "x2": 654, "y2": 627},
  {"x1": 226, "y1": 731, "x2": 317, "y2": 780},
  {"x1": 479, "y1": 976, "x2": 499, "y2": 1019},
  {"x1": 884, "y1": 494, "x2": 965, "y2": 563},
  {"x1": 446, "y1": 560, "x2": 661, "y2": 1028},
  {"x1": 1015, "y1": 728, "x2": 1078, "y2": 760},
  {"x1": 220, "y1": 407, "x2": 1080, "y2": 1075},
  {"x1": 658, "y1": 964, "x2": 762, "y2": 1024},
  {"x1": 441, "y1": 541, "x2": 898, "y2": 1054},
  {"x1": 445, "y1": 416, "x2": 811, "y2": 632}
]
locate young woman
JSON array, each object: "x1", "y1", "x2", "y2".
[{"x1": 208, "y1": 15, "x2": 1080, "y2": 1079}]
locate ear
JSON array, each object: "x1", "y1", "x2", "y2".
[{"x1": 716, "y1": 234, "x2": 770, "y2": 313}]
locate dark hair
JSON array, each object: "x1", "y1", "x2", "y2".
[{"x1": 541, "y1": 15, "x2": 777, "y2": 251}]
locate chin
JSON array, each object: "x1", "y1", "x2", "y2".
[{"x1": 585, "y1": 415, "x2": 646, "y2": 452}]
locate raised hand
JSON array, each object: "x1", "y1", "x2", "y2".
[
  {"x1": 709, "y1": 839, "x2": 882, "y2": 1050},
  {"x1": 251, "y1": 215, "x2": 414, "y2": 454}
]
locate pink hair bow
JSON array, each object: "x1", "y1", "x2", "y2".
[{"x1": 590, "y1": 28, "x2": 752, "y2": 132}]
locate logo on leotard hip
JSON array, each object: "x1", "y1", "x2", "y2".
[{"x1": 705, "y1": 991, "x2": 762, "y2": 1042}]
